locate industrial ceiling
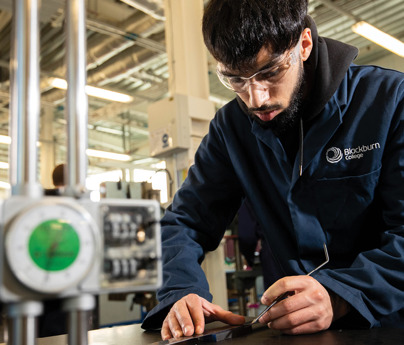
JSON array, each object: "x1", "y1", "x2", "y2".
[{"x1": 0, "y1": 0, "x2": 403, "y2": 188}]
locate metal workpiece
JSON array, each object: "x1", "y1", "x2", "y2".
[{"x1": 150, "y1": 323, "x2": 258, "y2": 345}]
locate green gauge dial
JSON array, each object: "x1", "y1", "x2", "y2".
[
  {"x1": 5, "y1": 201, "x2": 97, "y2": 294},
  {"x1": 29, "y1": 219, "x2": 80, "y2": 271}
]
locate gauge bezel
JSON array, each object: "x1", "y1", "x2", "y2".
[{"x1": 5, "y1": 201, "x2": 97, "y2": 294}]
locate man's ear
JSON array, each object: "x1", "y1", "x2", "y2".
[{"x1": 300, "y1": 28, "x2": 313, "y2": 62}]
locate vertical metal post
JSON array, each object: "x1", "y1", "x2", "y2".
[
  {"x1": 6, "y1": 0, "x2": 43, "y2": 343},
  {"x1": 9, "y1": 0, "x2": 42, "y2": 198},
  {"x1": 65, "y1": 0, "x2": 88, "y2": 197},
  {"x1": 7, "y1": 301, "x2": 43, "y2": 345},
  {"x1": 62, "y1": 295, "x2": 95, "y2": 345}
]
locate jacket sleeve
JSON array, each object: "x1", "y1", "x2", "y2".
[
  {"x1": 316, "y1": 79, "x2": 404, "y2": 328},
  {"x1": 142, "y1": 112, "x2": 244, "y2": 330}
]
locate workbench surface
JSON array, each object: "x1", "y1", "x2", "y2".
[{"x1": 1, "y1": 322, "x2": 400, "y2": 345}]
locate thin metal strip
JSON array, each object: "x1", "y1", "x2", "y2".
[{"x1": 149, "y1": 323, "x2": 255, "y2": 345}]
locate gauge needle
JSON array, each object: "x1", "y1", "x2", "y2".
[
  {"x1": 46, "y1": 231, "x2": 63, "y2": 269},
  {"x1": 43, "y1": 241, "x2": 59, "y2": 280},
  {"x1": 250, "y1": 243, "x2": 329, "y2": 325}
]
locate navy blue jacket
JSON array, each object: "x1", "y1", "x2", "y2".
[{"x1": 142, "y1": 34, "x2": 404, "y2": 330}]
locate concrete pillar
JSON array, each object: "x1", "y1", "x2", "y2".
[
  {"x1": 156, "y1": 0, "x2": 228, "y2": 311},
  {"x1": 159, "y1": 0, "x2": 214, "y2": 190},
  {"x1": 163, "y1": 0, "x2": 210, "y2": 99}
]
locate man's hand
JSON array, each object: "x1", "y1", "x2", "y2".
[
  {"x1": 161, "y1": 293, "x2": 245, "y2": 340},
  {"x1": 259, "y1": 275, "x2": 348, "y2": 335}
]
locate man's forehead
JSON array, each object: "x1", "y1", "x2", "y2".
[{"x1": 217, "y1": 46, "x2": 284, "y2": 76}]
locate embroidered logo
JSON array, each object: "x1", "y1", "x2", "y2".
[
  {"x1": 326, "y1": 147, "x2": 343, "y2": 164},
  {"x1": 326, "y1": 143, "x2": 381, "y2": 163}
]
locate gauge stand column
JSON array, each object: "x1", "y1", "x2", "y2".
[
  {"x1": 9, "y1": 0, "x2": 42, "y2": 198},
  {"x1": 64, "y1": 0, "x2": 88, "y2": 198},
  {"x1": 6, "y1": 301, "x2": 43, "y2": 345},
  {"x1": 62, "y1": 294, "x2": 95, "y2": 345}
]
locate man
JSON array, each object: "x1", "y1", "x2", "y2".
[{"x1": 142, "y1": 0, "x2": 404, "y2": 339}]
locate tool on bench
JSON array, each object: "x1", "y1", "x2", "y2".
[{"x1": 250, "y1": 243, "x2": 329, "y2": 325}]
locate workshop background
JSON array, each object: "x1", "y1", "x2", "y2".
[{"x1": 0, "y1": 0, "x2": 403, "y2": 329}]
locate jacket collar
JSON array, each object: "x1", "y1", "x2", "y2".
[
  {"x1": 237, "y1": 17, "x2": 356, "y2": 178},
  {"x1": 302, "y1": 15, "x2": 358, "y2": 121}
]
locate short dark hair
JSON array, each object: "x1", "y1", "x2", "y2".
[
  {"x1": 52, "y1": 163, "x2": 65, "y2": 187},
  {"x1": 202, "y1": 0, "x2": 308, "y2": 70}
]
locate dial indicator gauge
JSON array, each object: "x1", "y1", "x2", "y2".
[{"x1": 5, "y1": 202, "x2": 97, "y2": 294}]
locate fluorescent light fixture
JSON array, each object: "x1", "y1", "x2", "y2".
[
  {"x1": 51, "y1": 77, "x2": 68, "y2": 89},
  {"x1": 352, "y1": 21, "x2": 404, "y2": 58},
  {"x1": 0, "y1": 135, "x2": 131, "y2": 162},
  {"x1": 0, "y1": 181, "x2": 10, "y2": 189},
  {"x1": 0, "y1": 135, "x2": 11, "y2": 145},
  {"x1": 51, "y1": 78, "x2": 134, "y2": 103},
  {"x1": 0, "y1": 136, "x2": 40, "y2": 147},
  {"x1": 86, "y1": 149, "x2": 132, "y2": 161},
  {"x1": 0, "y1": 162, "x2": 9, "y2": 169},
  {"x1": 85, "y1": 85, "x2": 133, "y2": 103}
]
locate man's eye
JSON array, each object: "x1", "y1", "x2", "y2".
[
  {"x1": 259, "y1": 69, "x2": 280, "y2": 80},
  {"x1": 229, "y1": 77, "x2": 245, "y2": 85}
]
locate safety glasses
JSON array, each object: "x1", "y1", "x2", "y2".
[{"x1": 216, "y1": 40, "x2": 301, "y2": 93}]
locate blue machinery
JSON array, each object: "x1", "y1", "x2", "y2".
[{"x1": 0, "y1": 1, "x2": 162, "y2": 344}]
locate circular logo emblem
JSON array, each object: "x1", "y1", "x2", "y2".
[{"x1": 326, "y1": 147, "x2": 343, "y2": 164}]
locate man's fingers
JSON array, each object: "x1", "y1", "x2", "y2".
[
  {"x1": 215, "y1": 309, "x2": 246, "y2": 325},
  {"x1": 201, "y1": 299, "x2": 245, "y2": 325},
  {"x1": 259, "y1": 276, "x2": 334, "y2": 335},
  {"x1": 172, "y1": 294, "x2": 205, "y2": 337},
  {"x1": 161, "y1": 317, "x2": 175, "y2": 340},
  {"x1": 267, "y1": 304, "x2": 315, "y2": 330},
  {"x1": 162, "y1": 294, "x2": 206, "y2": 339},
  {"x1": 261, "y1": 277, "x2": 303, "y2": 305},
  {"x1": 260, "y1": 292, "x2": 307, "y2": 324},
  {"x1": 186, "y1": 295, "x2": 205, "y2": 334},
  {"x1": 161, "y1": 294, "x2": 246, "y2": 341},
  {"x1": 269, "y1": 309, "x2": 325, "y2": 335}
]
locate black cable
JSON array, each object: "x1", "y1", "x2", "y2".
[
  {"x1": 154, "y1": 168, "x2": 174, "y2": 199},
  {"x1": 299, "y1": 117, "x2": 304, "y2": 177}
]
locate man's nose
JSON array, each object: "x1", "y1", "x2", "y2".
[{"x1": 248, "y1": 83, "x2": 270, "y2": 108}]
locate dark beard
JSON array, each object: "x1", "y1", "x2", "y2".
[{"x1": 249, "y1": 64, "x2": 304, "y2": 136}]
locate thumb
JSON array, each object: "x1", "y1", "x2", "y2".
[{"x1": 202, "y1": 300, "x2": 245, "y2": 325}]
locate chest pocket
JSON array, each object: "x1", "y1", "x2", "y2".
[{"x1": 312, "y1": 167, "x2": 381, "y2": 254}]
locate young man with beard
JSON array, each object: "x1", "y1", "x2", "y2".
[{"x1": 142, "y1": 0, "x2": 404, "y2": 339}]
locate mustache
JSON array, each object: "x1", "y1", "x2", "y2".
[{"x1": 248, "y1": 104, "x2": 282, "y2": 113}]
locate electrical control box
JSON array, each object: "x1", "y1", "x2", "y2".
[
  {"x1": 148, "y1": 93, "x2": 214, "y2": 158},
  {"x1": 99, "y1": 198, "x2": 161, "y2": 293}
]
